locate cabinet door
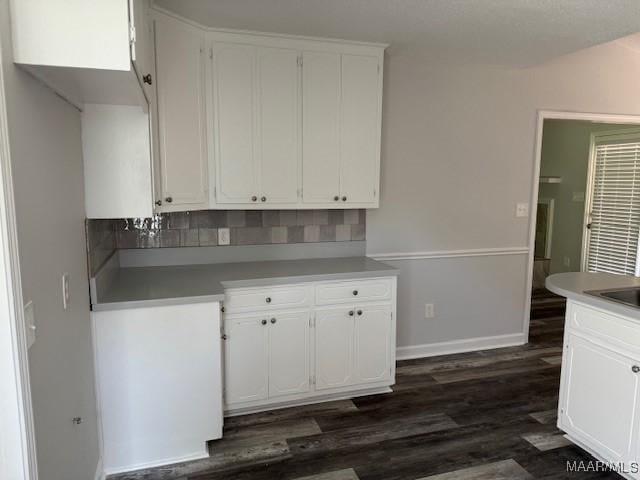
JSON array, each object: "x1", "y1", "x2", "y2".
[
  {"x1": 257, "y1": 48, "x2": 300, "y2": 204},
  {"x1": 354, "y1": 305, "x2": 392, "y2": 384},
  {"x1": 560, "y1": 334, "x2": 640, "y2": 463},
  {"x1": 339, "y1": 54, "x2": 380, "y2": 204},
  {"x1": 129, "y1": 0, "x2": 152, "y2": 87},
  {"x1": 212, "y1": 43, "x2": 258, "y2": 204},
  {"x1": 268, "y1": 311, "x2": 310, "y2": 397},
  {"x1": 224, "y1": 315, "x2": 269, "y2": 405},
  {"x1": 302, "y1": 52, "x2": 341, "y2": 204},
  {"x1": 155, "y1": 14, "x2": 208, "y2": 208},
  {"x1": 315, "y1": 307, "x2": 355, "y2": 390}
]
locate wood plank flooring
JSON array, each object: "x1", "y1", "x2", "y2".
[{"x1": 110, "y1": 295, "x2": 622, "y2": 480}]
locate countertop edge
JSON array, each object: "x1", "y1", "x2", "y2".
[{"x1": 92, "y1": 294, "x2": 225, "y2": 312}]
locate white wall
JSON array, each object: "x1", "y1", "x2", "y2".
[
  {"x1": 0, "y1": 1, "x2": 100, "y2": 479},
  {"x1": 368, "y1": 38, "x2": 640, "y2": 349}
]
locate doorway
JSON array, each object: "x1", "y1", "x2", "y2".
[{"x1": 527, "y1": 113, "x2": 640, "y2": 327}]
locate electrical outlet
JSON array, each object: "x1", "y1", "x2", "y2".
[
  {"x1": 62, "y1": 273, "x2": 70, "y2": 310},
  {"x1": 516, "y1": 202, "x2": 529, "y2": 218},
  {"x1": 218, "y1": 228, "x2": 230, "y2": 246},
  {"x1": 425, "y1": 303, "x2": 435, "y2": 319},
  {"x1": 572, "y1": 191, "x2": 585, "y2": 202},
  {"x1": 563, "y1": 257, "x2": 571, "y2": 268}
]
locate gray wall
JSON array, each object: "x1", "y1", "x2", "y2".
[
  {"x1": 0, "y1": 1, "x2": 99, "y2": 479},
  {"x1": 368, "y1": 38, "x2": 640, "y2": 348},
  {"x1": 539, "y1": 120, "x2": 628, "y2": 274}
]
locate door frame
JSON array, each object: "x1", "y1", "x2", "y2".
[
  {"x1": 0, "y1": 32, "x2": 38, "y2": 480},
  {"x1": 536, "y1": 197, "x2": 554, "y2": 259},
  {"x1": 580, "y1": 128, "x2": 640, "y2": 274},
  {"x1": 525, "y1": 110, "x2": 640, "y2": 341}
]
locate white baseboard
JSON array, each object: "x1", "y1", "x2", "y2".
[
  {"x1": 396, "y1": 332, "x2": 527, "y2": 360},
  {"x1": 94, "y1": 457, "x2": 104, "y2": 480},
  {"x1": 103, "y1": 451, "x2": 209, "y2": 477}
]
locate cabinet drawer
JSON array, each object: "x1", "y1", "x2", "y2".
[
  {"x1": 570, "y1": 302, "x2": 640, "y2": 352},
  {"x1": 225, "y1": 285, "x2": 313, "y2": 313},
  {"x1": 316, "y1": 278, "x2": 392, "y2": 305}
]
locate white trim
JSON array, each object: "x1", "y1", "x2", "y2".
[
  {"x1": 0, "y1": 32, "x2": 38, "y2": 480},
  {"x1": 103, "y1": 450, "x2": 209, "y2": 477},
  {"x1": 368, "y1": 246, "x2": 529, "y2": 261},
  {"x1": 396, "y1": 333, "x2": 527, "y2": 361},
  {"x1": 526, "y1": 110, "x2": 640, "y2": 348},
  {"x1": 93, "y1": 457, "x2": 104, "y2": 480}
]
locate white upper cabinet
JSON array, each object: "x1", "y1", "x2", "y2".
[
  {"x1": 210, "y1": 43, "x2": 300, "y2": 206},
  {"x1": 154, "y1": 12, "x2": 209, "y2": 210},
  {"x1": 10, "y1": 0, "x2": 150, "y2": 109},
  {"x1": 302, "y1": 52, "x2": 341, "y2": 204},
  {"x1": 208, "y1": 28, "x2": 385, "y2": 210},
  {"x1": 339, "y1": 55, "x2": 381, "y2": 204}
]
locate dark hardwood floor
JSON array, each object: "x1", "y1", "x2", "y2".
[{"x1": 111, "y1": 292, "x2": 621, "y2": 480}]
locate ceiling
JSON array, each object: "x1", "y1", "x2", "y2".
[{"x1": 154, "y1": 0, "x2": 640, "y2": 66}]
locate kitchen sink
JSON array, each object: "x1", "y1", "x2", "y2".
[{"x1": 586, "y1": 287, "x2": 640, "y2": 308}]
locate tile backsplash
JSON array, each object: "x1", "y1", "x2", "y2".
[{"x1": 86, "y1": 209, "x2": 366, "y2": 275}]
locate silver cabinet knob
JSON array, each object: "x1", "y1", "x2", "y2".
[
  {"x1": 261, "y1": 319, "x2": 267, "y2": 325},
  {"x1": 155, "y1": 200, "x2": 162, "y2": 206},
  {"x1": 334, "y1": 196, "x2": 339, "y2": 201},
  {"x1": 342, "y1": 196, "x2": 347, "y2": 202},
  {"x1": 221, "y1": 334, "x2": 228, "y2": 340},
  {"x1": 357, "y1": 310, "x2": 363, "y2": 316},
  {"x1": 353, "y1": 290, "x2": 359, "y2": 296},
  {"x1": 633, "y1": 365, "x2": 640, "y2": 373},
  {"x1": 143, "y1": 74, "x2": 153, "y2": 85},
  {"x1": 348, "y1": 310, "x2": 354, "y2": 316},
  {"x1": 265, "y1": 297, "x2": 272, "y2": 303},
  {"x1": 270, "y1": 318, "x2": 276, "y2": 324},
  {"x1": 251, "y1": 196, "x2": 258, "y2": 202},
  {"x1": 261, "y1": 196, "x2": 267, "y2": 202},
  {"x1": 165, "y1": 196, "x2": 173, "y2": 203}
]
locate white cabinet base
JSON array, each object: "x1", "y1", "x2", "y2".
[{"x1": 225, "y1": 385, "x2": 392, "y2": 417}]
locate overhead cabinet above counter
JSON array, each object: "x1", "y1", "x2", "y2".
[
  {"x1": 153, "y1": 9, "x2": 387, "y2": 212},
  {"x1": 13, "y1": 4, "x2": 387, "y2": 217}
]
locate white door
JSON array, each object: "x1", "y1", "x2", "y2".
[
  {"x1": 339, "y1": 54, "x2": 380, "y2": 205},
  {"x1": 257, "y1": 47, "x2": 300, "y2": 204},
  {"x1": 129, "y1": 0, "x2": 152, "y2": 88},
  {"x1": 268, "y1": 311, "x2": 310, "y2": 397},
  {"x1": 354, "y1": 304, "x2": 392, "y2": 384},
  {"x1": 224, "y1": 315, "x2": 269, "y2": 405},
  {"x1": 302, "y1": 51, "x2": 341, "y2": 204},
  {"x1": 212, "y1": 43, "x2": 258, "y2": 204},
  {"x1": 560, "y1": 334, "x2": 640, "y2": 463},
  {"x1": 154, "y1": 13, "x2": 208, "y2": 208},
  {"x1": 315, "y1": 307, "x2": 355, "y2": 390}
]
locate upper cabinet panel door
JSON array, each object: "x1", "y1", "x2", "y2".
[
  {"x1": 155, "y1": 14, "x2": 208, "y2": 208},
  {"x1": 257, "y1": 48, "x2": 300, "y2": 204},
  {"x1": 302, "y1": 52, "x2": 341, "y2": 204},
  {"x1": 129, "y1": 0, "x2": 152, "y2": 88},
  {"x1": 339, "y1": 54, "x2": 380, "y2": 205},
  {"x1": 212, "y1": 43, "x2": 258, "y2": 204}
]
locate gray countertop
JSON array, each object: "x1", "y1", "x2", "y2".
[
  {"x1": 93, "y1": 256, "x2": 398, "y2": 311},
  {"x1": 546, "y1": 272, "x2": 640, "y2": 321}
]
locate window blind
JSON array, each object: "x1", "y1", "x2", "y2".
[{"x1": 587, "y1": 140, "x2": 640, "y2": 275}]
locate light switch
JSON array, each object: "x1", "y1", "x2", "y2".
[
  {"x1": 24, "y1": 301, "x2": 35, "y2": 348},
  {"x1": 516, "y1": 203, "x2": 529, "y2": 218},
  {"x1": 62, "y1": 273, "x2": 70, "y2": 310}
]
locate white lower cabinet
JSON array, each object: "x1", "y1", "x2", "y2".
[
  {"x1": 559, "y1": 300, "x2": 640, "y2": 477},
  {"x1": 315, "y1": 307, "x2": 356, "y2": 390},
  {"x1": 224, "y1": 276, "x2": 397, "y2": 414},
  {"x1": 224, "y1": 314, "x2": 269, "y2": 404}
]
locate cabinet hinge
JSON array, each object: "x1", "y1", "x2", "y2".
[
  {"x1": 297, "y1": 55, "x2": 303, "y2": 67},
  {"x1": 129, "y1": 24, "x2": 136, "y2": 45},
  {"x1": 373, "y1": 188, "x2": 377, "y2": 197}
]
